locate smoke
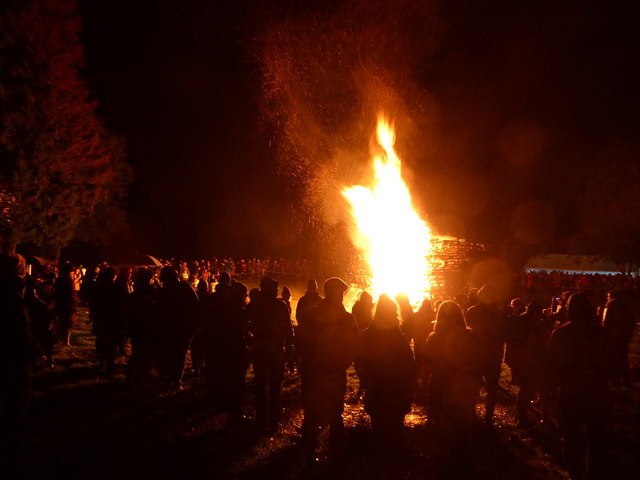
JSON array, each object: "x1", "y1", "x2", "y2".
[{"x1": 255, "y1": 0, "x2": 442, "y2": 231}]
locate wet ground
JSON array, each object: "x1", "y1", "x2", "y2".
[{"x1": 6, "y1": 303, "x2": 640, "y2": 480}]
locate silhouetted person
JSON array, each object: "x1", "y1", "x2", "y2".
[
  {"x1": 27, "y1": 273, "x2": 56, "y2": 367},
  {"x1": 191, "y1": 279, "x2": 209, "y2": 376},
  {"x1": 280, "y1": 286, "x2": 292, "y2": 315},
  {"x1": 80, "y1": 266, "x2": 99, "y2": 306},
  {"x1": 127, "y1": 269, "x2": 156, "y2": 384},
  {"x1": 396, "y1": 293, "x2": 415, "y2": 342},
  {"x1": 114, "y1": 267, "x2": 132, "y2": 354},
  {"x1": 504, "y1": 298, "x2": 526, "y2": 375},
  {"x1": 0, "y1": 254, "x2": 33, "y2": 460},
  {"x1": 506, "y1": 300, "x2": 548, "y2": 426},
  {"x1": 423, "y1": 301, "x2": 481, "y2": 465},
  {"x1": 55, "y1": 262, "x2": 76, "y2": 346},
  {"x1": 155, "y1": 266, "x2": 199, "y2": 390},
  {"x1": 466, "y1": 285, "x2": 507, "y2": 425},
  {"x1": 203, "y1": 273, "x2": 233, "y2": 383},
  {"x1": 351, "y1": 291, "x2": 373, "y2": 333},
  {"x1": 295, "y1": 279, "x2": 323, "y2": 327},
  {"x1": 602, "y1": 295, "x2": 636, "y2": 386},
  {"x1": 297, "y1": 277, "x2": 358, "y2": 464},
  {"x1": 454, "y1": 293, "x2": 469, "y2": 312},
  {"x1": 467, "y1": 288, "x2": 479, "y2": 308},
  {"x1": 355, "y1": 294, "x2": 416, "y2": 454},
  {"x1": 249, "y1": 276, "x2": 294, "y2": 432},
  {"x1": 413, "y1": 298, "x2": 435, "y2": 366},
  {"x1": 92, "y1": 267, "x2": 124, "y2": 377},
  {"x1": 546, "y1": 292, "x2": 608, "y2": 480},
  {"x1": 220, "y1": 282, "x2": 250, "y2": 425}
]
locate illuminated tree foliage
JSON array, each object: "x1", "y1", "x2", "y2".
[
  {"x1": 255, "y1": 0, "x2": 441, "y2": 233},
  {"x1": 0, "y1": 0, "x2": 130, "y2": 253}
]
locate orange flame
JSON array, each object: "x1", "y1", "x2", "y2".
[{"x1": 343, "y1": 114, "x2": 432, "y2": 306}]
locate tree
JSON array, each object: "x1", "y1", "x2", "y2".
[{"x1": 0, "y1": 0, "x2": 130, "y2": 255}]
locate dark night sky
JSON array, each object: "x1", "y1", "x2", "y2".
[{"x1": 78, "y1": 0, "x2": 639, "y2": 259}]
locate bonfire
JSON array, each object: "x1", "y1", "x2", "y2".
[{"x1": 343, "y1": 114, "x2": 433, "y2": 307}]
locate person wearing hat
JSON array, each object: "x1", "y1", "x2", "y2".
[{"x1": 297, "y1": 277, "x2": 359, "y2": 464}]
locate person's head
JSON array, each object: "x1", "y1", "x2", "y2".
[
  {"x1": 260, "y1": 276, "x2": 278, "y2": 298},
  {"x1": 467, "y1": 288, "x2": 479, "y2": 306},
  {"x1": 358, "y1": 291, "x2": 373, "y2": 305},
  {"x1": 373, "y1": 294, "x2": 400, "y2": 329},
  {"x1": 282, "y1": 286, "x2": 291, "y2": 301},
  {"x1": 526, "y1": 300, "x2": 542, "y2": 317},
  {"x1": 510, "y1": 298, "x2": 526, "y2": 315},
  {"x1": 323, "y1": 277, "x2": 348, "y2": 303},
  {"x1": 219, "y1": 271, "x2": 231, "y2": 285},
  {"x1": 453, "y1": 293, "x2": 467, "y2": 310},
  {"x1": 434, "y1": 300, "x2": 466, "y2": 334},
  {"x1": 134, "y1": 268, "x2": 153, "y2": 289},
  {"x1": 567, "y1": 292, "x2": 595, "y2": 325},
  {"x1": 306, "y1": 279, "x2": 318, "y2": 294},
  {"x1": 231, "y1": 282, "x2": 248, "y2": 305},
  {"x1": 560, "y1": 290, "x2": 573, "y2": 306},
  {"x1": 196, "y1": 279, "x2": 209, "y2": 296},
  {"x1": 102, "y1": 266, "x2": 117, "y2": 283},
  {"x1": 248, "y1": 287, "x2": 261, "y2": 303},
  {"x1": 160, "y1": 266, "x2": 179, "y2": 286},
  {"x1": 418, "y1": 298, "x2": 433, "y2": 314},
  {"x1": 0, "y1": 254, "x2": 25, "y2": 286},
  {"x1": 60, "y1": 262, "x2": 73, "y2": 275},
  {"x1": 477, "y1": 284, "x2": 499, "y2": 306},
  {"x1": 119, "y1": 266, "x2": 131, "y2": 281},
  {"x1": 395, "y1": 293, "x2": 410, "y2": 307}
]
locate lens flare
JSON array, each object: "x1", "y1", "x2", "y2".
[{"x1": 343, "y1": 114, "x2": 432, "y2": 306}]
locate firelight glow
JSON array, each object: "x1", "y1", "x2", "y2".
[{"x1": 342, "y1": 114, "x2": 432, "y2": 306}]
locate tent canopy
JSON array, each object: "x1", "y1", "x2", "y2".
[{"x1": 524, "y1": 254, "x2": 634, "y2": 275}]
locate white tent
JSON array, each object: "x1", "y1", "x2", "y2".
[{"x1": 524, "y1": 254, "x2": 635, "y2": 275}]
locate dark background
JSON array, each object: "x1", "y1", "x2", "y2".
[{"x1": 78, "y1": 0, "x2": 639, "y2": 259}]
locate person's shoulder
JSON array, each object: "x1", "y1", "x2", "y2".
[
  {"x1": 550, "y1": 321, "x2": 573, "y2": 340},
  {"x1": 466, "y1": 304, "x2": 480, "y2": 315}
]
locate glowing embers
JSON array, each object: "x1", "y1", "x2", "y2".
[{"x1": 343, "y1": 115, "x2": 432, "y2": 306}]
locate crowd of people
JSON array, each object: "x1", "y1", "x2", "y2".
[
  {"x1": 160, "y1": 257, "x2": 310, "y2": 282},
  {"x1": 1, "y1": 252, "x2": 638, "y2": 478},
  {"x1": 525, "y1": 270, "x2": 640, "y2": 293}
]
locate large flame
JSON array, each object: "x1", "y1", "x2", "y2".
[{"x1": 343, "y1": 114, "x2": 432, "y2": 306}]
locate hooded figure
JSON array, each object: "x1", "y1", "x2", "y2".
[
  {"x1": 297, "y1": 277, "x2": 359, "y2": 463},
  {"x1": 351, "y1": 291, "x2": 373, "y2": 333},
  {"x1": 355, "y1": 294, "x2": 416, "y2": 451},
  {"x1": 546, "y1": 292, "x2": 608, "y2": 480},
  {"x1": 295, "y1": 279, "x2": 323, "y2": 327}
]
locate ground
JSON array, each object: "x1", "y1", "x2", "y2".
[{"x1": 6, "y1": 285, "x2": 640, "y2": 480}]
